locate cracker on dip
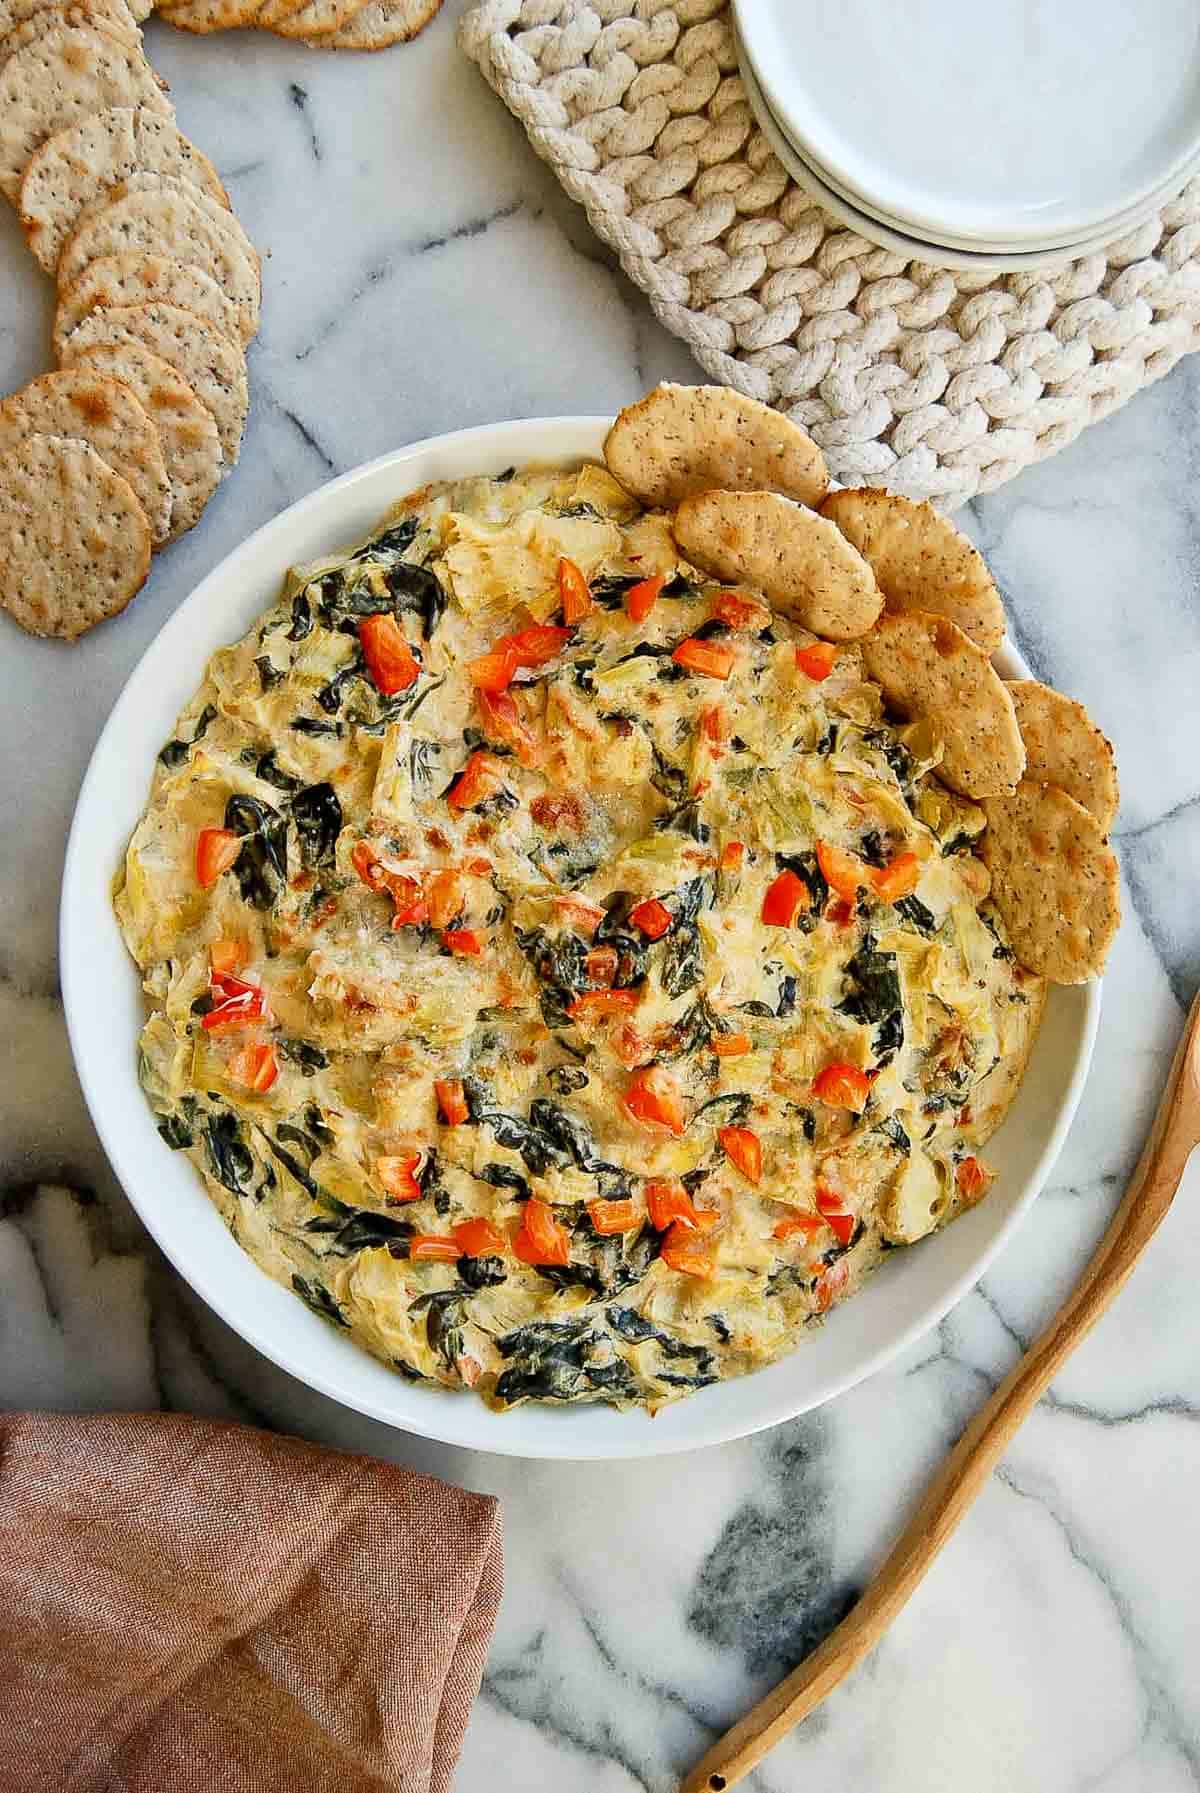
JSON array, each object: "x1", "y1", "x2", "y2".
[
  {"x1": 861, "y1": 610, "x2": 1025, "y2": 798},
  {"x1": 604, "y1": 383, "x2": 828, "y2": 511},
  {"x1": 58, "y1": 171, "x2": 260, "y2": 344},
  {"x1": 821, "y1": 488, "x2": 1006, "y2": 655},
  {"x1": 1006, "y1": 679, "x2": 1119, "y2": 835},
  {"x1": 0, "y1": 366, "x2": 171, "y2": 542},
  {"x1": 0, "y1": 23, "x2": 169, "y2": 202},
  {"x1": 53, "y1": 252, "x2": 241, "y2": 357},
  {"x1": 59, "y1": 299, "x2": 248, "y2": 462},
  {"x1": 20, "y1": 104, "x2": 228, "y2": 275},
  {"x1": 981, "y1": 780, "x2": 1120, "y2": 982},
  {"x1": 0, "y1": 431, "x2": 150, "y2": 638},
  {"x1": 68, "y1": 339, "x2": 223, "y2": 541},
  {"x1": 673, "y1": 488, "x2": 881, "y2": 640}
]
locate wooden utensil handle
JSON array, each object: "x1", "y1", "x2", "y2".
[{"x1": 681, "y1": 1005, "x2": 1200, "y2": 1793}]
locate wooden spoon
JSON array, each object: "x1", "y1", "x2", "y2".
[{"x1": 681, "y1": 995, "x2": 1200, "y2": 1793}]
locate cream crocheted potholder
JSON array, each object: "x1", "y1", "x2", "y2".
[{"x1": 459, "y1": 0, "x2": 1200, "y2": 504}]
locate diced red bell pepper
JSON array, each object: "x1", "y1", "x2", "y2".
[
  {"x1": 956, "y1": 1156, "x2": 992, "y2": 1204},
  {"x1": 712, "y1": 591, "x2": 769, "y2": 630},
  {"x1": 629, "y1": 896, "x2": 672, "y2": 940},
  {"x1": 388, "y1": 878, "x2": 429, "y2": 930},
  {"x1": 555, "y1": 895, "x2": 606, "y2": 935},
  {"x1": 644, "y1": 1179, "x2": 698, "y2": 1232},
  {"x1": 815, "y1": 1188, "x2": 857, "y2": 1246},
  {"x1": 446, "y1": 752, "x2": 504, "y2": 812},
  {"x1": 817, "y1": 840, "x2": 866, "y2": 902},
  {"x1": 409, "y1": 1234, "x2": 463, "y2": 1263},
  {"x1": 813, "y1": 1256, "x2": 850, "y2": 1312},
  {"x1": 202, "y1": 972, "x2": 267, "y2": 1032},
  {"x1": 795, "y1": 640, "x2": 839, "y2": 680},
  {"x1": 209, "y1": 939, "x2": 248, "y2": 976},
  {"x1": 496, "y1": 622, "x2": 571, "y2": 668},
  {"x1": 870, "y1": 851, "x2": 921, "y2": 902},
  {"x1": 710, "y1": 1031, "x2": 752, "y2": 1058},
  {"x1": 227, "y1": 1042, "x2": 278, "y2": 1093},
  {"x1": 452, "y1": 1218, "x2": 507, "y2": 1257},
  {"x1": 477, "y1": 686, "x2": 540, "y2": 768},
  {"x1": 672, "y1": 638, "x2": 734, "y2": 680},
  {"x1": 351, "y1": 839, "x2": 385, "y2": 890},
  {"x1": 468, "y1": 647, "x2": 519, "y2": 693},
  {"x1": 567, "y1": 989, "x2": 639, "y2": 1022},
  {"x1": 587, "y1": 1197, "x2": 641, "y2": 1235},
  {"x1": 622, "y1": 1066, "x2": 686, "y2": 1135},
  {"x1": 584, "y1": 945, "x2": 619, "y2": 988},
  {"x1": 773, "y1": 1210, "x2": 826, "y2": 1242},
  {"x1": 826, "y1": 897, "x2": 855, "y2": 929},
  {"x1": 359, "y1": 613, "x2": 419, "y2": 695},
  {"x1": 812, "y1": 1061, "x2": 872, "y2": 1113},
  {"x1": 761, "y1": 868, "x2": 810, "y2": 928},
  {"x1": 700, "y1": 704, "x2": 727, "y2": 746},
  {"x1": 718, "y1": 1125, "x2": 762, "y2": 1184},
  {"x1": 558, "y1": 557, "x2": 593, "y2": 624},
  {"x1": 625, "y1": 572, "x2": 667, "y2": 624},
  {"x1": 434, "y1": 1078, "x2": 469, "y2": 1126},
  {"x1": 425, "y1": 869, "x2": 463, "y2": 930},
  {"x1": 719, "y1": 840, "x2": 745, "y2": 873},
  {"x1": 443, "y1": 928, "x2": 485, "y2": 957},
  {"x1": 195, "y1": 826, "x2": 241, "y2": 889},
  {"x1": 660, "y1": 1221, "x2": 715, "y2": 1278},
  {"x1": 376, "y1": 1154, "x2": 423, "y2": 1202},
  {"x1": 513, "y1": 1197, "x2": 571, "y2": 1266}
]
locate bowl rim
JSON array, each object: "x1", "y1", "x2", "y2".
[{"x1": 61, "y1": 414, "x2": 1101, "y2": 1460}]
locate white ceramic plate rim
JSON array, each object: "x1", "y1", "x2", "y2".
[
  {"x1": 61, "y1": 416, "x2": 1100, "y2": 1461},
  {"x1": 733, "y1": 0, "x2": 1200, "y2": 246}
]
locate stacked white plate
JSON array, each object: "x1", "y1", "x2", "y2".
[{"x1": 733, "y1": 0, "x2": 1200, "y2": 271}]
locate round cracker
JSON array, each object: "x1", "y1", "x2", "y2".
[
  {"x1": 157, "y1": 0, "x2": 263, "y2": 28},
  {"x1": 315, "y1": 0, "x2": 439, "y2": 48},
  {"x1": 20, "y1": 106, "x2": 228, "y2": 276},
  {"x1": 58, "y1": 172, "x2": 260, "y2": 344},
  {"x1": 0, "y1": 1, "x2": 141, "y2": 72},
  {"x1": 262, "y1": 0, "x2": 372, "y2": 36},
  {"x1": 59, "y1": 300, "x2": 248, "y2": 464},
  {"x1": 0, "y1": 431, "x2": 149, "y2": 639},
  {"x1": 69, "y1": 339, "x2": 222, "y2": 541},
  {"x1": 0, "y1": 367, "x2": 171, "y2": 543},
  {"x1": 0, "y1": 24, "x2": 170, "y2": 204},
  {"x1": 980, "y1": 780, "x2": 1120, "y2": 983},
  {"x1": 54, "y1": 253, "x2": 241, "y2": 357},
  {"x1": 820, "y1": 488, "x2": 1006, "y2": 656},
  {"x1": 860, "y1": 610, "x2": 1025, "y2": 799},
  {"x1": 1005, "y1": 679, "x2": 1119, "y2": 835},
  {"x1": 673, "y1": 488, "x2": 882, "y2": 641},
  {"x1": 0, "y1": 0, "x2": 132, "y2": 31},
  {"x1": 604, "y1": 383, "x2": 828, "y2": 512}
]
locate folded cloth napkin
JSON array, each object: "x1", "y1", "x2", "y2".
[{"x1": 0, "y1": 1410, "x2": 503, "y2": 1793}]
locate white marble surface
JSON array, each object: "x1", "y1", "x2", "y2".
[{"x1": 2, "y1": 6, "x2": 1200, "y2": 1789}]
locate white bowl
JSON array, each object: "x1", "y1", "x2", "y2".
[{"x1": 61, "y1": 417, "x2": 1100, "y2": 1460}]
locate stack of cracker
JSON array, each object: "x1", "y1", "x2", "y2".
[{"x1": 0, "y1": 0, "x2": 442, "y2": 642}]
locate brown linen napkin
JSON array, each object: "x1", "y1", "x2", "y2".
[{"x1": 0, "y1": 1410, "x2": 503, "y2": 1793}]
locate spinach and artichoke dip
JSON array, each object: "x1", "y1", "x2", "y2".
[{"x1": 116, "y1": 460, "x2": 1044, "y2": 1412}]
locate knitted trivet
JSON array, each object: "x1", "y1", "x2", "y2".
[{"x1": 459, "y1": 0, "x2": 1200, "y2": 504}]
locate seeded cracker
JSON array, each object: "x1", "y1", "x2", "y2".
[
  {"x1": 314, "y1": 0, "x2": 440, "y2": 49},
  {"x1": 0, "y1": 431, "x2": 149, "y2": 638},
  {"x1": 673, "y1": 488, "x2": 882, "y2": 640},
  {"x1": 58, "y1": 170, "x2": 260, "y2": 342},
  {"x1": 1006, "y1": 679, "x2": 1119, "y2": 834},
  {"x1": 59, "y1": 299, "x2": 248, "y2": 462},
  {"x1": 20, "y1": 105, "x2": 228, "y2": 274},
  {"x1": 0, "y1": 366, "x2": 171, "y2": 541},
  {"x1": 605, "y1": 382, "x2": 829, "y2": 511},
  {"x1": 861, "y1": 609, "x2": 1025, "y2": 798},
  {"x1": 821, "y1": 488, "x2": 1006, "y2": 655},
  {"x1": 0, "y1": 2, "x2": 141, "y2": 72},
  {"x1": 981, "y1": 780, "x2": 1120, "y2": 982},
  {"x1": 68, "y1": 338, "x2": 222, "y2": 540},
  {"x1": 0, "y1": 24, "x2": 170, "y2": 204},
  {"x1": 53, "y1": 252, "x2": 241, "y2": 356}
]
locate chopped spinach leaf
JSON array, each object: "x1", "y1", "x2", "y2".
[
  {"x1": 205, "y1": 1110, "x2": 255, "y2": 1196},
  {"x1": 225, "y1": 793, "x2": 288, "y2": 909},
  {"x1": 255, "y1": 655, "x2": 283, "y2": 692},
  {"x1": 291, "y1": 781, "x2": 342, "y2": 869},
  {"x1": 894, "y1": 895, "x2": 937, "y2": 935},
  {"x1": 291, "y1": 1274, "x2": 349, "y2": 1327},
  {"x1": 277, "y1": 1038, "x2": 328, "y2": 1075},
  {"x1": 255, "y1": 750, "x2": 302, "y2": 793},
  {"x1": 286, "y1": 593, "x2": 313, "y2": 641}
]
